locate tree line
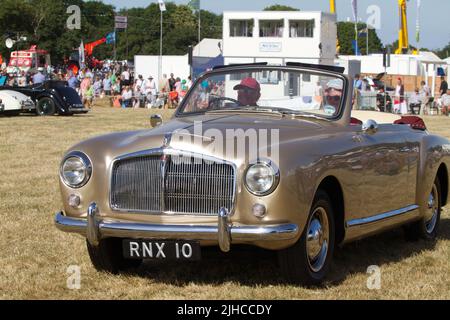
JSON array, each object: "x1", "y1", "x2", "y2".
[
  {"x1": 1, "y1": 1, "x2": 447, "y2": 66},
  {"x1": 0, "y1": 0, "x2": 222, "y2": 65}
]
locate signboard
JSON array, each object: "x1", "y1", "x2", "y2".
[
  {"x1": 259, "y1": 42, "x2": 282, "y2": 53},
  {"x1": 115, "y1": 22, "x2": 128, "y2": 29},
  {"x1": 115, "y1": 16, "x2": 128, "y2": 23},
  {"x1": 115, "y1": 16, "x2": 128, "y2": 29}
]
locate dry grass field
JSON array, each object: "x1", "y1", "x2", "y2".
[{"x1": 0, "y1": 104, "x2": 449, "y2": 300}]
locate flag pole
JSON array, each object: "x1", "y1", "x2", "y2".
[
  {"x1": 159, "y1": 9, "x2": 163, "y2": 87},
  {"x1": 367, "y1": 28, "x2": 369, "y2": 55},
  {"x1": 198, "y1": 6, "x2": 201, "y2": 44}
]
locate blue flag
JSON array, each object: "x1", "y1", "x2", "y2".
[
  {"x1": 352, "y1": 40, "x2": 361, "y2": 56},
  {"x1": 106, "y1": 32, "x2": 116, "y2": 44}
]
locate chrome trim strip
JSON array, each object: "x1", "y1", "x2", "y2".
[
  {"x1": 54, "y1": 212, "x2": 299, "y2": 243},
  {"x1": 346, "y1": 205, "x2": 419, "y2": 228}
]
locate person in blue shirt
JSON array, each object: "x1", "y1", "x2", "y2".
[
  {"x1": 102, "y1": 74, "x2": 112, "y2": 96},
  {"x1": 0, "y1": 70, "x2": 7, "y2": 87},
  {"x1": 67, "y1": 72, "x2": 79, "y2": 89},
  {"x1": 32, "y1": 68, "x2": 46, "y2": 84},
  {"x1": 353, "y1": 74, "x2": 362, "y2": 91}
]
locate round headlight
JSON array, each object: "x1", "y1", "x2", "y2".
[
  {"x1": 60, "y1": 152, "x2": 92, "y2": 188},
  {"x1": 245, "y1": 162, "x2": 279, "y2": 196}
]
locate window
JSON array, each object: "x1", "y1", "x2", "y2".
[
  {"x1": 256, "y1": 70, "x2": 281, "y2": 84},
  {"x1": 259, "y1": 20, "x2": 284, "y2": 37},
  {"x1": 289, "y1": 20, "x2": 315, "y2": 38},
  {"x1": 229, "y1": 20, "x2": 254, "y2": 37}
]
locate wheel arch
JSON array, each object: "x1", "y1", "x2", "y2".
[{"x1": 316, "y1": 176, "x2": 345, "y2": 245}]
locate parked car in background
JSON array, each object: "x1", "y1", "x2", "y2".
[
  {"x1": 0, "y1": 80, "x2": 88, "y2": 116},
  {"x1": 55, "y1": 63, "x2": 450, "y2": 286},
  {"x1": 0, "y1": 90, "x2": 35, "y2": 116}
]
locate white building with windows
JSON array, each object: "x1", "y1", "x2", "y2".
[
  {"x1": 221, "y1": 11, "x2": 337, "y2": 103},
  {"x1": 222, "y1": 11, "x2": 337, "y2": 66}
]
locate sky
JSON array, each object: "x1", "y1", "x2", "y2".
[{"x1": 103, "y1": 0, "x2": 450, "y2": 50}]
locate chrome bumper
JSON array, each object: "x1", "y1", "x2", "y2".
[
  {"x1": 55, "y1": 203, "x2": 299, "y2": 253},
  {"x1": 69, "y1": 107, "x2": 90, "y2": 113}
]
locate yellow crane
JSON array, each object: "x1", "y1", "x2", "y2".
[
  {"x1": 330, "y1": 0, "x2": 336, "y2": 14},
  {"x1": 330, "y1": 0, "x2": 340, "y2": 54},
  {"x1": 395, "y1": 0, "x2": 418, "y2": 54}
]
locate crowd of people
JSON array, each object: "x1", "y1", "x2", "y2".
[
  {"x1": 353, "y1": 73, "x2": 450, "y2": 116},
  {"x1": 0, "y1": 61, "x2": 193, "y2": 110},
  {"x1": 69, "y1": 67, "x2": 194, "y2": 110}
]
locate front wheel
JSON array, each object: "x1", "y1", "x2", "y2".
[
  {"x1": 278, "y1": 190, "x2": 335, "y2": 286},
  {"x1": 86, "y1": 238, "x2": 142, "y2": 274},
  {"x1": 404, "y1": 178, "x2": 441, "y2": 241},
  {"x1": 36, "y1": 97, "x2": 56, "y2": 116}
]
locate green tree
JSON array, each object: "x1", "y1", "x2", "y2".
[
  {"x1": 435, "y1": 42, "x2": 450, "y2": 59},
  {"x1": 337, "y1": 22, "x2": 383, "y2": 55},
  {"x1": 0, "y1": 0, "x2": 223, "y2": 65},
  {"x1": 263, "y1": 4, "x2": 300, "y2": 11}
]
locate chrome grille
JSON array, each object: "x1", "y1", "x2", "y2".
[{"x1": 110, "y1": 153, "x2": 235, "y2": 215}]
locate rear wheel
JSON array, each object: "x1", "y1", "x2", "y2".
[
  {"x1": 405, "y1": 178, "x2": 441, "y2": 241},
  {"x1": 86, "y1": 238, "x2": 142, "y2": 274},
  {"x1": 278, "y1": 190, "x2": 335, "y2": 286},
  {"x1": 36, "y1": 97, "x2": 56, "y2": 116}
]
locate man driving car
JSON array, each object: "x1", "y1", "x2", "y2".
[{"x1": 233, "y1": 77, "x2": 261, "y2": 106}]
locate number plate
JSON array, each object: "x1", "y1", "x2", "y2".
[{"x1": 123, "y1": 240, "x2": 201, "y2": 261}]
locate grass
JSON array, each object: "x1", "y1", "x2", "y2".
[{"x1": 0, "y1": 104, "x2": 449, "y2": 300}]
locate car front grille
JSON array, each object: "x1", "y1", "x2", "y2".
[{"x1": 110, "y1": 153, "x2": 235, "y2": 215}]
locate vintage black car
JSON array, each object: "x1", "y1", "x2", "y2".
[{"x1": 0, "y1": 80, "x2": 88, "y2": 116}]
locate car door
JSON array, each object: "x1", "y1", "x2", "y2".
[{"x1": 346, "y1": 123, "x2": 411, "y2": 220}]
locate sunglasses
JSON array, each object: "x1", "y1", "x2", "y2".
[
  {"x1": 238, "y1": 88, "x2": 257, "y2": 94},
  {"x1": 326, "y1": 95, "x2": 341, "y2": 102}
]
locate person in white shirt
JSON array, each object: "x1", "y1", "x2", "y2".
[
  {"x1": 409, "y1": 88, "x2": 422, "y2": 115},
  {"x1": 121, "y1": 67, "x2": 130, "y2": 86},
  {"x1": 145, "y1": 76, "x2": 157, "y2": 107},
  {"x1": 441, "y1": 89, "x2": 450, "y2": 116},
  {"x1": 121, "y1": 86, "x2": 133, "y2": 108}
]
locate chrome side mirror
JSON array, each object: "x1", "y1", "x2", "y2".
[
  {"x1": 362, "y1": 119, "x2": 379, "y2": 135},
  {"x1": 150, "y1": 114, "x2": 163, "y2": 128}
]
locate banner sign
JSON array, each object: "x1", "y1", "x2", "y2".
[
  {"x1": 115, "y1": 16, "x2": 128, "y2": 23},
  {"x1": 115, "y1": 22, "x2": 128, "y2": 29}
]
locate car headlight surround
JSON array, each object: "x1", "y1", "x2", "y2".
[
  {"x1": 60, "y1": 151, "x2": 92, "y2": 188},
  {"x1": 244, "y1": 161, "x2": 280, "y2": 196}
]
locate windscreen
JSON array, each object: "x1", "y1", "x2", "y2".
[{"x1": 179, "y1": 68, "x2": 345, "y2": 119}]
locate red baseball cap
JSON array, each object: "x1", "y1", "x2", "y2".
[{"x1": 234, "y1": 77, "x2": 261, "y2": 92}]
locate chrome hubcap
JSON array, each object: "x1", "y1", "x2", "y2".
[
  {"x1": 425, "y1": 184, "x2": 439, "y2": 234},
  {"x1": 306, "y1": 207, "x2": 329, "y2": 273}
]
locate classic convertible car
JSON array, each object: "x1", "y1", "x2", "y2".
[
  {"x1": 0, "y1": 90, "x2": 35, "y2": 116},
  {"x1": 0, "y1": 80, "x2": 88, "y2": 116},
  {"x1": 55, "y1": 63, "x2": 450, "y2": 285}
]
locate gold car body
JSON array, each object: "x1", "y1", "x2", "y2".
[{"x1": 55, "y1": 65, "x2": 450, "y2": 252}]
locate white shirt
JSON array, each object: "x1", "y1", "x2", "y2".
[
  {"x1": 146, "y1": 79, "x2": 157, "y2": 95},
  {"x1": 121, "y1": 71, "x2": 130, "y2": 81},
  {"x1": 442, "y1": 94, "x2": 450, "y2": 107},
  {"x1": 122, "y1": 90, "x2": 133, "y2": 100}
]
